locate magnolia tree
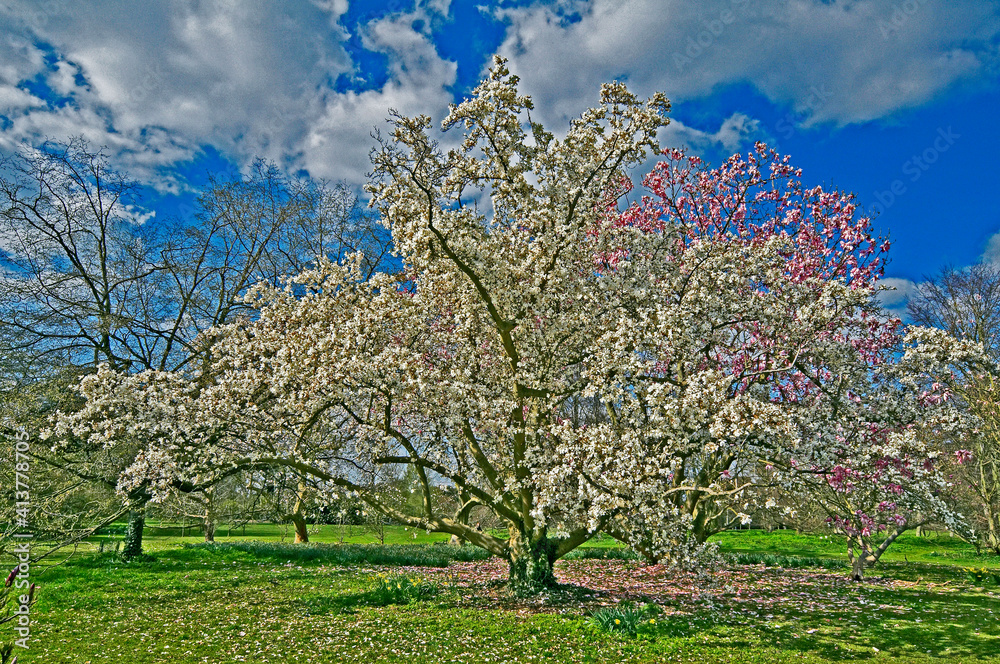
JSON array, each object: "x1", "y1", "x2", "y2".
[
  {"x1": 47, "y1": 57, "x2": 966, "y2": 592},
  {"x1": 771, "y1": 327, "x2": 974, "y2": 580},
  {"x1": 548, "y1": 145, "x2": 970, "y2": 569}
]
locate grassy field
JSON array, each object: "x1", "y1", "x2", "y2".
[
  {"x1": 5, "y1": 527, "x2": 1000, "y2": 663},
  {"x1": 711, "y1": 528, "x2": 999, "y2": 567},
  {"x1": 87, "y1": 521, "x2": 628, "y2": 548}
]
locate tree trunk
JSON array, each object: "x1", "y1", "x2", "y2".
[
  {"x1": 989, "y1": 526, "x2": 1000, "y2": 556},
  {"x1": 690, "y1": 506, "x2": 710, "y2": 543},
  {"x1": 288, "y1": 482, "x2": 310, "y2": 543},
  {"x1": 122, "y1": 509, "x2": 145, "y2": 560},
  {"x1": 982, "y1": 500, "x2": 1000, "y2": 554},
  {"x1": 507, "y1": 531, "x2": 557, "y2": 596},
  {"x1": 847, "y1": 537, "x2": 867, "y2": 581},
  {"x1": 203, "y1": 489, "x2": 216, "y2": 542},
  {"x1": 847, "y1": 526, "x2": 907, "y2": 581},
  {"x1": 291, "y1": 512, "x2": 309, "y2": 543},
  {"x1": 204, "y1": 517, "x2": 216, "y2": 542},
  {"x1": 850, "y1": 553, "x2": 866, "y2": 581}
]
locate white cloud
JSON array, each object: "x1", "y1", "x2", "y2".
[
  {"x1": 877, "y1": 276, "x2": 923, "y2": 320},
  {"x1": 0, "y1": 0, "x2": 465, "y2": 189},
  {"x1": 121, "y1": 203, "x2": 156, "y2": 226},
  {"x1": 661, "y1": 112, "x2": 761, "y2": 153},
  {"x1": 0, "y1": 84, "x2": 42, "y2": 112},
  {"x1": 0, "y1": 33, "x2": 45, "y2": 87},
  {"x1": 0, "y1": 0, "x2": 995, "y2": 195},
  {"x1": 298, "y1": 6, "x2": 459, "y2": 184},
  {"x1": 0, "y1": 0, "x2": 354, "y2": 184},
  {"x1": 495, "y1": 0, "x2": 1000, "y2": 129},
  {"x1": 877, "y1": 277, "x2": 918, "y2": 310},
  {"x1": 983, "y1": 230, "x2": 1000, "y2": 264}
]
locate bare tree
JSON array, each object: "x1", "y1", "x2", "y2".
[
  {"x1": 909, "y1": 263, "x2": 1000, "y2": 360},
  {"x1": 0, "y1": 138, "x2": 156, "y2": 373},
  {"x1": 0, "y1": 138, "x2": 390, "y2": 557}
]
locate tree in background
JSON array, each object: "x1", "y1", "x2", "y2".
[
  {"x1": 908, "y1": 263, "x2": 1000, "y2": 553},
  {"x1": 156, "y1": 475, "x2": 261, "y2": 543},
  {"x1": 1, "y1": 138, "x2": 388, "y2": 558}
]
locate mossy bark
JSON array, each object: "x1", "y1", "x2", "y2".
[
  {"x1": 122, "y1": 509, "x2": 145, "y2": 560},
  {"x1": 507, "y1": 531, "x2": 557, "y2": 596}
]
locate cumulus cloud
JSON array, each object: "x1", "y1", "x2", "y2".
[
  {"x1": 878, "y1": 277, "x2": 918, "y2": 309},
  {"x1": 0, "y1": 0, "x2": 354, "y2": 184},
  {"x1": 495, "y1": 0, "x2": 1000, "y2": 128},
  {"x1": 982, "y1": 230, "x2": 1000, "y2": 265},
  {"x1": 0, "y1": 0, "x2": 996, "y2": 193},
  {"x1": 0, "y1": 0, "x2": 466, "y2": 188},
  {"x1": 877, "y1": 276, "x2": 924, "y2": 320},
  {"x1": 662, "y1": 112, "x2": 761, "y2": 153},
  {"x1": 298, "y1": 6, "x2": 459, "y2": 183}
]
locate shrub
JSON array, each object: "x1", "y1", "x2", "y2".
[
  {"x1": 963, "y1": 567, "x2": 990, "y2": 585},
  {"x1": 365, "y1": 573, "x2": 440, "y2": 606},
  {"x1": 588, "y1": 602, "x2": 659, "y2": 637}
]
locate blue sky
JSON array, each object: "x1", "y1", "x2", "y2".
[{"x1": 1, "y1": 0, "x2": 998, "y2": 311}]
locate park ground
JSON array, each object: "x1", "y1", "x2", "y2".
[{"x1": 7, "y1": 526, "x2": 1000, "y2": 663}]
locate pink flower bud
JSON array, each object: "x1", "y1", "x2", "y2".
[{"x1": 4, "y1": 565, "x2": 18, "y2": 588}]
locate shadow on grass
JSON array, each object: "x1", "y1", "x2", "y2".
[
  {"x1": 297, "y1": 581, "x2": 446, "y2": 615},
  {"x1": 753, "y1": 584, "x2": 1000, "y2": 661},
  {"x1": 297, "y1": 591, "x2": 366, "y2": 616},
  {"x1": 179, "y1": 541, "x2": 494, "y2": 567}
]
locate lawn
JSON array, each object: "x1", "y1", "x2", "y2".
[
  {"x1": 710, "y1": 529, "x2": 998, "y2": 567},
  {"x1": 6, "y1": 528, "x2": 1000, "y2": 663},
  {"x1": 80, "y1": 521, "x2": 601, "y2": 550}
]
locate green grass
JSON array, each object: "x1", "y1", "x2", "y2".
[
  {"x1": 33, "y1": 523, "x2": 625, "y2": 566},
  {"x1": 17, "y1": 543, "x2": 1000, "y2": 663},
  {"x1": 8, "y1": 529, "x2": 1000, "y2": 663},
  {"x1": 88, "y1": 522, "x2": 997, "y2": 568},
  {"x1": 89, "y1": 522, "x2": 460, "y2": 549},
  {"x1": 709, "y1": 529, "x2": 1000, "y2": 568},
  {"x1": 81, "y1": 522, "x2": 630, "y2": 554}
]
